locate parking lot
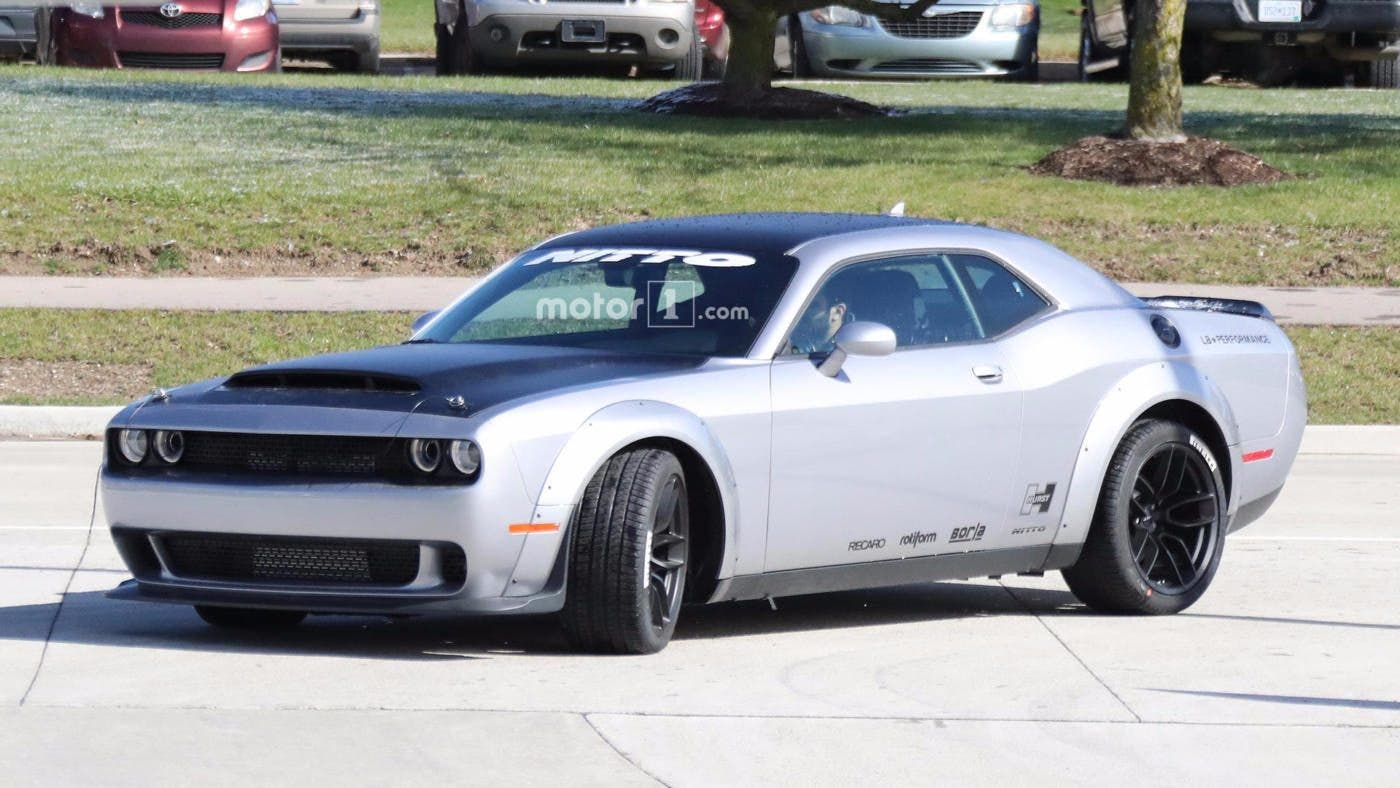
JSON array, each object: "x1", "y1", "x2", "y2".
[{"x1": 3, "y1": 428, "x2": 1397, "y2": 786}]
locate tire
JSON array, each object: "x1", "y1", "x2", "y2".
[
  {"x1": 434, "y1": 23, "x2": 451, "y2": 75},
  {"x1": 789, "y1": 15, "x2": 811, "y2": 78},
  {"x1": 1366, "y1": 54, "x2": 1399, "y2": 88},
  {"x1": 560, "y1": 448, "x2": 690, "y2": 654},
  {"x1": 1077, "y1": 12, "x2": 1095, "y2": 82},
  {"x1": 1011, "y1": 42, "x2": 1038, "y2": 82},
  {"x1": 356, "y1": 47, "x2": 381, "y2": 75},
  {"x1": 673, "y1": 33, "x2": 702, "y2": 81},
  {"x1": 1062, "y1": 419, "x2": 1227, "y2": 615},
  {"x1": 195, "y1": 605, "x2": 307, "y2": 630}
]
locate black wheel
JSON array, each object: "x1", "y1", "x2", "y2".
[
  {"x1": 1062, "y1": 419, "x2": 1226, "y2": 615},
  {"x1": 434, "y1": 23, "x2": 451, "y2": 75},
  {"x1": 1365, "y1": 54, "x2": 1399, "y2": 88},
  {"x1": 440, "y1": 3, "x2": 482, "y2": 75},
  {"x1": 673, "y1": 33, "x2": 703, "y2": 81},
  {"x1": 789, "y1": 15, "x2": 811, "y2": 78},
  {"x1": 560, "y1": 448, "x2": 690, "y2": 654},
  {"x1": 195, "y1": 606, "x2": 307, "y2": 630},
  {"x1": 1077, "y1": 11, "x2": 1095, "y2": 82}
]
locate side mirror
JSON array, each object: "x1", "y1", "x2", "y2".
[
  {"x1": 411, "y1": 311, "x2": 440, "y2": 334},
  {"x1": 818, "y1": 321, "x2": 896, "y2": 377}
]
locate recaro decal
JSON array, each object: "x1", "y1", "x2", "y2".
[{"x1": 525, "y1": 248, "x2": 758, "y2": 267}]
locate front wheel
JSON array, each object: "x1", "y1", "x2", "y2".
[
  {"x1": 1062, "y1": 419, "x2": 1226, "y2": 615},
  {"x1": 1365, "y1": 53, "x2": 1399, "y2": 88},
  {"x1": 789, "y1": 15, "x2": 811, "y2": 78},
  {"x1": 672, "y1": 34, "x2": 703, "y2": 81},
  {"x1": 560, "y1": 448, "x2": 690, "y2": 654}
]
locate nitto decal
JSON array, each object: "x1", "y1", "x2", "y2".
[
  {"x1": 848, "y1": 538, "x2": 887, "y2": 552},
  {"x1": 1010, "y1": 525, "x2": 1048, "y2": 536},
  {"x1": 1188, "y1": 435, "x2": 1220, "y2": 475},
  {"x1": 1020, "y1": 482, "x2": 1057, "y2": 515},
  {"x1": 1200, "y1": 333, "x2": 1270, "y2": 346},
  {"x1": 525, "y1": 248, "x2": 757, "y2": 268},
  {"x1": 948, "y1": 524, "x2": 986, "y2": 544},
  {"x1": 899, "y1": 530, "x2": 938, "y2": 549}
]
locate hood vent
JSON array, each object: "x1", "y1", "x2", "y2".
[{"x1": 225, "y1": 371, "x2": 421, "y2": 394}]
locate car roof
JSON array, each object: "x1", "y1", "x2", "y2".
[{"x1": 536, "y1": 213, "x2": 950, "y2": 258}]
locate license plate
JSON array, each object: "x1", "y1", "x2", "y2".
[
  {"x1": 1257, "y1": 0, "x2": 1302, "y2": 23},
  {"x1": 561, "y1": 20, "x2": 606, "y2": 44}
]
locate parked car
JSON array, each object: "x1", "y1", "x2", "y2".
[
  {"x1": 275, "y1": 0, "x2": 380, "y2": 74},
  {"x1": 39, "y1": 0, "x2": 279, "y2": 71},
  {"x1": 0, "y1": 5, "x2": 37, "y2": 61},
  {"x1": 1080, "y1": 0, "x2": 1400, "y2": 87},
  {"x1": 694, "y1": 0, "x2": 726, "y2": 76},
  {"x1": 434, "y1": 0, "x2": 702, "y2": 78},
  {"x1": 777, "y1": 1, "x2": 1039, "y2": 80},
  {"x1": 101, "y1": 213, "x2": 1304, "y2": 654}
]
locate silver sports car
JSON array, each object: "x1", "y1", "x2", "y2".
[{"x1": 102, "y1": 213, "x2": 1305, "y2": 653}]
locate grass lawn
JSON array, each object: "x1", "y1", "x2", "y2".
[
  {"x1": 1038, "y1": 0, "x2": 1082, "y2": 61},
  {"x1": 1, "y1": 67, "x2": 1397, "y2": 286},
  {"x1": 0, "y1": 310, "x2": 1393, "y2": 424},
  {"x1": 380, "y1": 0, "x2": 436, "y2": 56}
]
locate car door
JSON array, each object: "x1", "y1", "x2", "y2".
[{"x1": 763, "y1": 253, "x2": 1030, "y2": 573}]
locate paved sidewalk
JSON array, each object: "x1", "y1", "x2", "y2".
[{"x1": 2, "y1": 276, "x2": 1398, "y2": 325}]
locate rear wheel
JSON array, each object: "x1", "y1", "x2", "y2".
[
  {"x1": 195, "y1": 606, "x2": 307, "y2": 630},
  {"x1": 560, "y1": 448, "x2": 690, "y2": 654},
  {"x1": 1062, "y1": 419, "x2": 1226, "y2": 615},
  {"x1": 673, "y1": 34, "x2": 703, "y2": 80},
  {"x1": 1365, "y1": 53, "x2": 1399, "y2": 88},
  {"x1": 440, "y1": 2, "x2": 482, "y2": 75},
  {"x1": 789, "y1": 15, "x2": 811, "y2": 78}
]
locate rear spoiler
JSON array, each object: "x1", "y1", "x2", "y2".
[{"x1": 1141, "y1": 296, "x2": 1274, "y2": 322}]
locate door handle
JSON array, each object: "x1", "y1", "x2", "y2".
[{"x1": 972, "y1": 364, "x2": 1003, "y2": 383}]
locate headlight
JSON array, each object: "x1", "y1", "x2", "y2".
[
  {"x1": 153, "y1": 430, "x2": 185, "y2": 464},
  {"x1": 233, "y1": 0, "x2": 271, "y2": 21},
  {"x1": 990, "y1": 3, "x2": 1036, "y2": 29},
  {"x1": 118, "y1": 430, "x2": 148, "y2": 464},
  {"x1": 408, "y1": 439, "x2": 442, "y2": 474},
  {"x1": 449, "y1": 440, "x2": 481, "y2": 476},
  {"x1": 809, "y1": 6, "x2": 866, "y2": 27},
  {"x1": 69, "y1": 2, "x2": 104, "y2": 18}
]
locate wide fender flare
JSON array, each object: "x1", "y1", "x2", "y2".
[
  {"x1": 1050, "y1": 361, "x2": 1242, "y2": 556},
  {"x1": 505, "y1": 400, "x2": 741, "y2": 597}
]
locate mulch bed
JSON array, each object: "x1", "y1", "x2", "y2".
[
  {"x1": 1030, "y1": 135, "x2": 1291, "y2": 187},
  {"x1": 637, "y1": 83, "x2": 889, "y2": 120}
]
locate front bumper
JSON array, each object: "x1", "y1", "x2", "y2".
[
  {"x1": 801, "y1": 10, "x2": 1037, "y2": 79},
  {"x1": 54, "y1": 9, "x2": 279, "y2": 72},
  {"x1": 1186, "y1": 0, "x2": 1400, "y2": 35},
  {"x1": 468, "y1": 1, "x2": 694, "y2": 66},
  {"x1": 101, "y1": 468, "x2": 572, "y2": 616},
  {"x1": 277, "y1": 8, "x2": 380, "y2": 54}
]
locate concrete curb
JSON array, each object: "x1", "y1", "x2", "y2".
[{"x1": 1, "y1": 405, "x2": 1394, "y2": 449}]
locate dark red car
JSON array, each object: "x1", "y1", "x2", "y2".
[
  {"x1": 42, "y1": 0, "x2": 278, "y2": 72},
  {"x1": 694, "y1": 0, "x2": 727, "y2": 76}
]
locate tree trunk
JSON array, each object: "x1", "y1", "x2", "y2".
[
  {"x1": 1125, "y1": 0, "x2": 1186, "y2": 141},
  {"x1": 720, "y1": 5, "x2": 778, "y2": 91}
]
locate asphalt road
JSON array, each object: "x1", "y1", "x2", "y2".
[
  {"x1": 2, "y1": 428, "x2": 1397, "y2": 786},
  {"x1": 4, "y1": 276, "x2": 1398, "y2": 325}
]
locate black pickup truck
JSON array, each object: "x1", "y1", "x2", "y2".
[{"x1": 1080, "y1": 0, "x2": 1400, "y2": 86}]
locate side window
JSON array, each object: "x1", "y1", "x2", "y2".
[
  {"x1": 786, "y1": 254, "x2": 981, "y2": 353},
  {"x1": 948, "y1": 254, "x2": 1049, "y2": 337}
]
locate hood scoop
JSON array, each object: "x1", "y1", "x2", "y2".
[{"x1": 224, "y1": 370, "x2": 422, "y2": 394}]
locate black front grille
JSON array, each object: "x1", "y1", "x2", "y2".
[
  {"x1": 181, "y1": 431, "x2": 396, "y2": 476},
  {"x1": 122, "y1": 10, "x2": 222, "y2": 28},
  {"x1": 871, "y1": 58, "x2": 984, "y2": 74},
  {"x1": 879, "y1": 12, "x2": 983, "y2": 38},
  {"x1": 118, "y1": 51, "x2": 225, "y2": 69},
  {"x1": 161, "y1": 533, "x2": 423, "y2": 586}
]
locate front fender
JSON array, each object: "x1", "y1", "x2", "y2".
[
  {"x1": 1049, "y1": 361, "x2": 1241, "y2": 560},
  {"x1": 504, "y1": 400, "x2": 741, "y2": 597}
]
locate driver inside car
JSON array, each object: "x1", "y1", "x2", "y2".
[{"x1": 789, "y1": 289, "x2": 849, "y2": 355}]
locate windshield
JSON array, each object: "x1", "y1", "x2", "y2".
[{"x1": 416, "y1": 247, "x2": 799, "y2": 357}]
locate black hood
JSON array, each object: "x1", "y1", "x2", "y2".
[{"x1": 188, "y1": 343, "x2": 707, "y2": 414}]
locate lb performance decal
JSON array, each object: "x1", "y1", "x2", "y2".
[
  {"x1": 1200, "y1": 333, "x2": 1271, "y2": 346},
  {"x1": 524, "y1": 248, "x2": 757, "y2": 268}
]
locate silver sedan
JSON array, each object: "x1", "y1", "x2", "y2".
[{"x1": 779, "y1": 1, "x2": 1039, "y2": 80}]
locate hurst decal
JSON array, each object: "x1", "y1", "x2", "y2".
[{"x1": 1020, "y1": 482, "x2": 1057, "y2": 515}]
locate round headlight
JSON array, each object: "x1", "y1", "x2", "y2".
[
  {"x1": 449, "y1": 440, "x2": 481, "y2": 476},
  {"x1": 118, "y1": 429, "x2": 149, "y2": 464},
  {"x1": 153, "y1": 430, "x2": 184, "y2": 464},
  {"x1": 408, "y1": 439, "x2": 442, "y2": 473}
]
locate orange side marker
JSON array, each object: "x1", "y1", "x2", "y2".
[{"x1": 508, "y1": 523, "x2": 560, "y2": 534}]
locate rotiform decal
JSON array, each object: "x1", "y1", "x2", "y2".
[
  {"x1": 899, "y1": 530, "x2": 938, "y2": 549},
  {"x1": 524, "y1": 248, "x2": 758, "y2": 267},
  {"x1": 1020, "y1": 482, "x2": 1057, "y2": 515},
  {"x1": 948, "y1": 524, "x2": 986, "y2": 544}
]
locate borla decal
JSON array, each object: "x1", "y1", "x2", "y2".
[
  {"x1": 524, "y1": 248, "x2": 757, "y2": 267},
  {"x1": 1020, "y1": 482, "x2": 1057, "y2": 515}
]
